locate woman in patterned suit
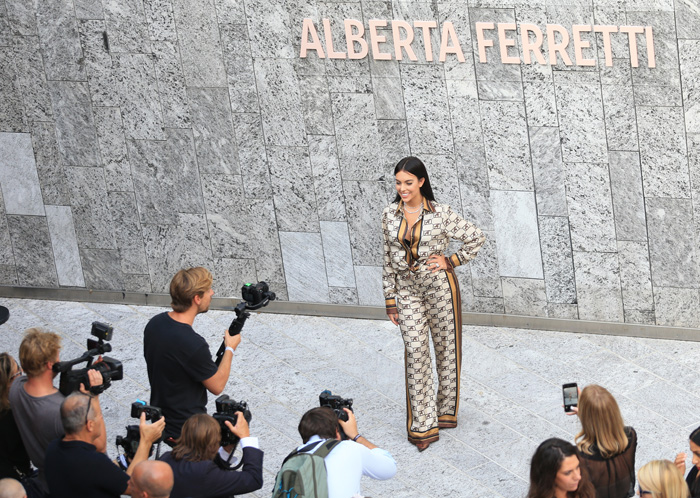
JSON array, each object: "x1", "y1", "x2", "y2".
[{"x1": 382, "y1": 156, "x2": 485, "y2": 452}]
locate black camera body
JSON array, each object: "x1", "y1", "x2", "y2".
[
  {"x1": 52, "y1": 322, "x2": 124, "y2": 396},
  {"x1": 131, "y1": 400, "x2": 162, "y2": 422},
  {"x1": 115, "y1": 425, "x2": 141, "y2": 469},
  {"x1": 213, "y1": 395, "x2": 252, "y2": 447},
  {"x1": 319, "y1": 390, "x2": 353, "y2": 422}
]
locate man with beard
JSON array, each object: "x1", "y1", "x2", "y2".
[{"x1": 144, "y1": 268, "x2": 241, "y2": 441}]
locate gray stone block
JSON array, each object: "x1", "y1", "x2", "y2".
[
  {"x1": 373, "y1": 76, "x2": 405, "y2": 120},
  {"x1": 627, "y1": 11, "x2": 678, "y2": 87},
  {"x1": 36, "y1": 0, "x2": 85, "y2": 81},
  {"x1": 0, "y1": 190, "x2": 13, "y2": 265},
  {"x1": 573, "y1": 251, "x2": 623, "y2": 322},
  {"x1": 320, "y1": 221, "x2": 355, "y2": 288},
  {"x1": 7, "y1": 215, "x2": 59, "y2": 287},
  {"x1": 609, "y1": 151, "x2": 646, "y2": 241},
  {"x1": 676, "y1": 0, "x2": 700, "y2": 40},
  {"x1": 279, "y1": 231, "x2": 329, "y2": 303},
  {"x1": 539, "y1": 216, "x2": 576, "y2": 304},
  {"x1": 188, "y1": 87, "x2": 239, "y2": 176},
  {"x1": 152, "y1": 41, "x2": 191, "y2": 129},
  {"x1": 637, "y1": 106, "x2": 690, "y2": 198},
  {"x1": 6, "y1": 0, "x2": 37, "y2": 35},
  {"x1": 554, "y1": 72, "x2": 607, "y2": 163},
  {"x1": 646, "y1": 197, "x2": 699, "y2": 288},
  {"x1": 308, "y1": 135, "x2": 346, "y2": 222},
  {"x1": 377, "y1": 120, "x2": 410, "y2": 174},
  {"x1": 66, "y1": 167, "x2": 116, "y2": 250},
  {"x1": 618, "y1": 240, "x2": 654, "y2": 311},
  {"x1": 220, "y1": 23, "x2": 258, "y2": 114},
  {"x1": 437, "y1": 2, "x2": 475, "y2": 81},
  {"x1": 0, "y1": 48, "x2": 26, "y2": 132},
  {"x1": 234, "y1": 113, "x2": 272, "y2": 199},
  {"x1": 680, "y1": 40, "x2": 700, "y2": 134},
  {"x1": 74, "y1": 0, "x2": 103, "y2": 19},
  {"x1": 469, "y1": 8, "x2": 521, "y2": 82},
  {"x1": 624, "y1": 309, "x2": 656, "y2": 325},
  {"x1": 477, "y1": 81, "x2": 524, "y2": 101},
  {"x1": 267, "y1": 146, "x2": 319, "y2": 232},
  {"x1": 447, "y1": 80, "x2": 482, "y2": 143},
  {"x1": 354, "y1": 265, "x2": 384, "y2": 306},
  {"x1": 210, "y1": 258, "x2": 257, "y2": 297},
  {"x1": 547, "y1": 303, "x2": 579, "y2": 320},
  {"x1": 78, "y1": 19, "x2": 120, "y2": 107},
  {"x1": 481, "y1": 100, "x2": 533, "y2": 190},
  {"x1": 254, "y1": 58, "x2": 307, "y2": 146},
  {"x1": 128, "y1": 128, "x2": 205, "y2": 225},
  {"x1": 79, "y1": 248, "x2": 123, "y2": 290},
  {"x1": 48, "y1": 81, "x2": 101, "y2": 167},
  {"x1": 523, "y1": 80, "x2": 558, "y2": 127},
  {"x1": 456, "y1": 142, "x2": 493, "y2": 232},
  {"x1": 502, "y1": 278, "x2": 547, "y2": 317},
  {"x1": 245, "y1": 0, "x2": 295, "y2": 59},
  {"x1": 31, "y1": 122, "x2": 69, "y2": 205},
  {"x1": 401, "y1": 64, "x2": 453, "y2": 155},
  {"x1": 491, "y1": 191, "x2": 543, "y2": 279},
  {"x1": 329, "y1": 287, "x2": 358, "y2": 305},
  {"x1": 602, "y1": 84, "x2": 637, "y2": 151},
  {"x1": 0, "y1": 132, "x2": 44, "y2": 216},
  {"x1": 469, "y1": 231, "x2": 502, "y2": 298},
  {"x1": 113, "y1": 54, "x2": 165, "y2": 140},
  {"x1": 93, "y1": 107, "x2": 133, "y2": 193},
  {"x1": 0, "y1": 265, "x2": 17, "y2": 285},
  {"x1": 530, "y1": 127, "x2": 566, "y2": 217},
  {"x1": 102, "y1": 0, "x2": 151, "y2": 53},
  {"x1": 13, "y1": 36, "x2": 52, "y2": 122},
  {"x1": 653, "y1": 287, "x2": 700, "y2": 328},
  {"x1": 143, "y1": 0, "x2": 177, "y2": 41},
  {"x1": 107, "y1": 192, "x2": 148, "y2": 275},
  {"x1": 171, "y1": 0, "x2": 226, "y2": 87},
  {"x1": 331, "y1": 92, "x2": 382, "y2": 180},
  {"x1": 565, "y1": 162, "x2": 616, "y2": 253},
  {"x1": 343, "y1": 181, "x2": 385, "y2": 267},
  {"x1": 45, "y1": 206, "x2": 85, "y2": 287},
  {"x1": 422, "y1": 154, "x2": 462, "y2": 214},
  {"x1": 298, "y1": 74, "x2": 334, "y2": 135}
]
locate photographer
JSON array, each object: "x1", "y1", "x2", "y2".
[
  {"x1": 294, "y1": 407, "x2": 396, "y2": 497},
  {"x1": 144, "y1": 267, "x2": 241, "y2": 441},
  {"x1": 44, "y1": 393, "x2": 165, "y2": 497},
  {"x1": 9, "y1": 328, "x2": 103, "y2": 497},
  {"x1": 159, "y1": 413, "x2": 263, "y2": 498}
]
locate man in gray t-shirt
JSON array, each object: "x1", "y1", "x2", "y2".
[{"x1": 9, "y1": 328, "x2": 102, "y2": 496}]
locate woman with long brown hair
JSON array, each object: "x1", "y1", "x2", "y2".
[
  {"x1": 527, "y1": 438, "x2": 595, "y2": 498},
  {"x1": 159, "y1": 413, "x2": 263, "y2": 498},
  {"x1": 0, "y1": 352, "x2": 31, "y2": 480},
  {"x1": 573, "y1": 385, "x2": 637, "y2": 498}
]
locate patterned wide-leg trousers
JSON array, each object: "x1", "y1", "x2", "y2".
[{"x1": 396, "y1": 266, "x2": 462, "y2": 444}]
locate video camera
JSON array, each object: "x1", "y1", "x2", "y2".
[
  {"x1": 52, "y1": 322, "x2": 123, "y2": 396},
  {"x1": 115, "y1": 400, "x2": 163, "y2": 470},
  {"x1": 319, "y1": 390, "x2": 354, "y2": 440},
  {"x1": 212, "y1": 394, "x2": 252, "y2": 448},
  {"x1": 215, "y1": 282, "x2": 276, "y2": 365}
]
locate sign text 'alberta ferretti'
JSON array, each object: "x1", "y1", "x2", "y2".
[{"x1": 299, "y1": 19, "x2": 656, "y2": 68}]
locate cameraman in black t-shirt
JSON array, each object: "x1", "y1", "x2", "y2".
[{"x1": 144, "y1": 267, "x2": 241, "y2": 441}]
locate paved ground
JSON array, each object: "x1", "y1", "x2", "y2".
[{"x1": 1, "y1": 296, "x2": 699, "y2": 497}]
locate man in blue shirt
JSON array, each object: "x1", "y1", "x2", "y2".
[{"x1": 297, "y1": 407, "x2": 397, "y2": 498}]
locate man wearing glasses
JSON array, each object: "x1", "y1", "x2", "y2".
[{"x1": 44, "y1": 393, "x2": 164, "y2": 497}]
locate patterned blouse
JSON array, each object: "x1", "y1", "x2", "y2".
[{"x1": 382, "y1": 197, "x2": 486, "y2": 313}]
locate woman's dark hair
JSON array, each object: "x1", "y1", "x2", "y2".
[
  {"x1": 527, "y1": 438, "x2": 594, "y2": 498},
  {"x1": 0, "y1": 353, "x2": 16, "y2": 412},
  {"x1": 689, "y1": 426, "x2": 700, "y2": 495},
  {"x1": 392, "y1": 156, "x2": 436, "y2": 203}
]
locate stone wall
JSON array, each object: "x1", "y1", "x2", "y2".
[{"x1": 1, "y1": 0, "x2": 699, "y2": 327}]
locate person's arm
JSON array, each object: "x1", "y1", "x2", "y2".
[
  {"x1": 382, "y1": 209, "x2": 399, "y2": 325},
  {"x1": 443, "y1": 205, "x2": 486, "y2": 268},
  {"x1": 202, "y1": 332, "x2": 241, "y2": 395}
]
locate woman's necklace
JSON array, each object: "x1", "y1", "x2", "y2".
[{"x1": 403, "y1": 200, "x2": 423, "y2": 214}]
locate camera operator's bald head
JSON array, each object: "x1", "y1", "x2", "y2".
[
  {"x1": 0, "y1": 478, "x2": 26, "y2": 498},
  {"x1": 131, "y1": 460, "x2": 174, "y2": 498}
]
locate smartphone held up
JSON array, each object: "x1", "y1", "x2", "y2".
[{"x1": 562, "y1": 383, "x2": 578, "y2": 413}]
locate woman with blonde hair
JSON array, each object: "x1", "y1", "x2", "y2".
[
  {"x1": 638, "y1": 460, "x2": 689, "y2": 498},
  {"x1": 573, "y1": 384, "x2": 637, "y2": 498}
]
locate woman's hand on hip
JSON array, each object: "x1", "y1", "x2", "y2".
[
  {"x1": 388, "y1": 311, "x2": 399, "y2": 326},
  {"x1": 427, "y1": 254, "x2": 448, "y2": 273}
]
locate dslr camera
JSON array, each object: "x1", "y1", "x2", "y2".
[
  {"x1": 52, "y1": 322, "x2": 123, "y2": 396},
  {"x1": 115, "y1": 400, "x2": 162, "y2": 469},
  {"x1": 320, "y1": 390, "x2": 354, "y2": 440},
  {"x1": 212, "y1": 394, "x2": 252, "y2": 448},
  {"x1": 215, "y1": 282, "x2": 276, "y2": 365}
]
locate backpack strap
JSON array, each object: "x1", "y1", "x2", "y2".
[{"x1": 281, "y1": 439, "x2": 340, "y2": 465}]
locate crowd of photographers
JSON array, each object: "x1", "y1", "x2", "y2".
[{"x1": 0, "y1": 268, "x2": 396, "y2": 498}]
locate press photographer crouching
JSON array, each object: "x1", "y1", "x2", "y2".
[
  {"x1": 44, "y1": 393, "x2": 165, "y2": 498},
  {"x1": 9, "y1": 328, "x2": 108, "y2": 497},
  {"x1": 158, "y1": 409, "x2": 263, "y2": 498}
]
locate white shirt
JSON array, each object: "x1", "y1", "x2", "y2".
[{"x1": 299, "y1": 436, "x2": 397, "y2": 498}]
